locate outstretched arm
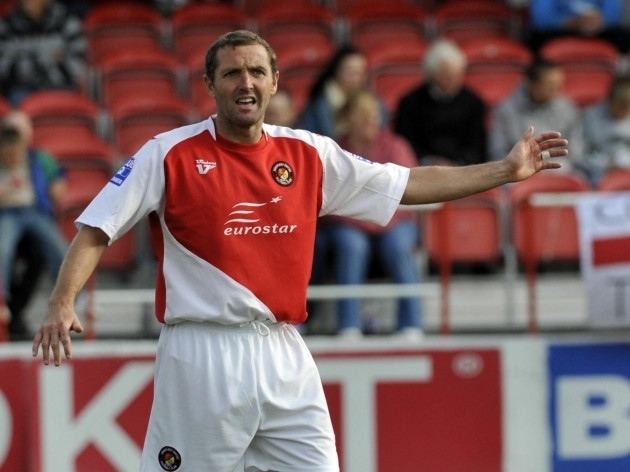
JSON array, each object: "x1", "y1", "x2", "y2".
[
  {"x1": 32, "y1": 225, "x2": 109, "y2": 366},
  {"x1": 401, "y1": 127, "x2": 568, "y2": 205}
]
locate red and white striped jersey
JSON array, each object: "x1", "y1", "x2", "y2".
[{"x1": 77, "y1": 118, "x2": 409, "y2": 325}]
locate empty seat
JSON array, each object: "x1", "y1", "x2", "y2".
[
  {"x1": 345, "y1": 1, "x2": 427, "y2": 52},
  {"x1": 0, "y1": 96, "x2": 10, "y2": 116},
  {"x1": 256, "y1": 2, "x2": 335, "y2": 46},
  {"x1": 110, "y1": 95, "x2": 192, "y2": 156},
  {"x1": 19, "y1": 90, "x2": 101, "y2": 146},
  {"x1": 275, "y1": 41, "x2": 335, "y2": 113},
  {"x1": 510, "y1": 173, "x2": 590, "y2": 265},
  {"x1": 171, "y1": 3, "x2": 247, "y2": 61},
  {"x1": 425, "y1": 189, "x2": 502, "y2": 265},
  {"x1": 39, "y1": 134, "x2": 115, "y2": 172},
  {"x1": 433, "y1": 0, "x2": 516, "y2": 43},
  {"x1": 462, "y1": 37, "x2": 531, "y2": 107},
  {"x1": 98, "y1": 48, "x2": 182, "y2": 107},
  {"x1": 84, "y1": 2, "x2": 164, "y2": 63},
  {"x1": 367, "y1": 41, "x2": 427, "y2": 111}
]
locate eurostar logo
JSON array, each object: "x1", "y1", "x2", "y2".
[{"x1": 223, "y1": 196, "x2": 297, "y2": 236}]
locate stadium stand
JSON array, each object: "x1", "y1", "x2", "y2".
[
  {"x1": 432, "y1": 0, "x2": 517, "y2": 43},
  {"x1": 19, "y1": 90, "x2": 102, "y2": 147},
  {"x1": 171, "y1": 2, "x2": 248, "y2": 61},
  {"x1": 83, "y1": 2, "x2": 164, "y2": 64}
]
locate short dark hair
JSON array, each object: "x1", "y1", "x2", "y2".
[
  {"x1": 526, "y1": 58, "x2": 561, "y2": 83},
  {"x1": 205, "y1": 30, "x2": 277, "y2": 82}
]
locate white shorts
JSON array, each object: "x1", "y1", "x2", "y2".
[{"x1": 139, "y1": 321, "x2": 339, "y2": 472}]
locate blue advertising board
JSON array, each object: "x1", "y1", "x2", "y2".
[{"x1": 549, "y1": 343, "x2": 630, "y2": 472}]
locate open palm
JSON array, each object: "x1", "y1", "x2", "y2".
[{"x1": 505, "y1": 127, "x2": 568, "y2": 182}]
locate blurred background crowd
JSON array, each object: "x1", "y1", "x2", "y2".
[{"x1": 1, "y1": 0, "x2": 630, "y2": 340}]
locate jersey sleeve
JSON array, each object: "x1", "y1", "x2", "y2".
[
  {"x1": 317, "y1": 135, "x2": 410, "y2": 225},
  {"x1": 76, "y1": 139, "x2": 165, "y2": 244}
]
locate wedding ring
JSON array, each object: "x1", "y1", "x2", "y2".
[{"x1": 541, "y1": 150, "x2": 551, "y2": 161}]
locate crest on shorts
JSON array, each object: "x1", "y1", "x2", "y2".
[
  {"x1": 158, "y1": 446, "x2": 181, "y2": 471},
  {"x1": 271, "y1": 161, "x2": 294, "y2": 186}
]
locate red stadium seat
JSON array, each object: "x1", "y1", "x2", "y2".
[
  {"x1": 540, "y1": 37, "x2": 618, "y2": 107},
  {"x1": 425, "y1": 189, "x2": 502, "y2": 266},
  {"x1": 172, "y1": 3, "x2": 247, "y2": 61},
  {"x1": 110, "y1": 95, "x2": 192, "y2": 156},
  {"x1": 256, "y1": 2, "x2": 335, "y2": 46},
  {"x1": 433, "y1": 0, "x2": 516, "y2": 44},
  {"x1": 366, "y1": 41, "x2": 427, "y2": 111},
  {"x1": 19, "y1": 91, "x2": 101, "y2": 146},
  {"x1": 39, "y1": 134, "x2": 116, "y2": 172},
  {"x1": 345, "y1": 2, "x2": 427, "y2": 52},
  {"x1": 185, "y1": 47, "x2": 212, "y2": 118},
  {"x1": 275, "y1": 41, "x2": 335, "y2": 114},
  {"x1": 462, "y1": 37, "x2": 531, "y2": 107},
  {"x1": 84, "y1": 2, "x2": 164, "y2": 63},
  {"x1": 597, "y1": 169, "x2": 630, "y2": 191},
  {"x1": 510, "y1": 173, "x2": 590, "y2": 265},
  {"x1": 98, "y1": 48, "x2": 182, "y2": 107}
]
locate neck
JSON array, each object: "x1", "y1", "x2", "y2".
[{"x1": 213, "y1": 115, "x2": 263, "y2": 145}]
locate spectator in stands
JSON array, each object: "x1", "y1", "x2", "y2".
[
  {"x1": 581, "y1": 75, "x2": 630, "y2": 183},
  {"x1": 265, "y1": 88, "x2": 296, "y2": 127},
  {"x1": 313, "y1": 90, "x2": 423, "y2": 339},
  {"x1": 298, "y1": 45, "x2": 369, "y2": 138},
  {"x1": 528, "y1": 0, "x2": 630, "y2": 52},
  {"x1": 393, "y1": 39, "x2": 487, "y2": 167},
  {"x1": 2, "y1": 111, "x2": 48, "y2": 337},
  {"x1": 0, "y1": 122, "x2": 67, "y2": 336},
  {"x1": 0, "y1": 0, "x2": 87, "y2": 105},
  {"x1": 490, "y1": 59, "x2": 584, "y2": 171}
]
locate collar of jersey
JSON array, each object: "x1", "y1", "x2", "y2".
[{"x1": 207, "y1": 116, "x2": 269, "y2": 152}]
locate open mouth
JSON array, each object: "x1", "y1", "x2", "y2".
[{"x1": 235, "y1": 96, "x2": 257, "y2": 109}]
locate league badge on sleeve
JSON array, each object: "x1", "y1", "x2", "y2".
[{"x1": 110, "y1": 158, "x2": 135, "y2": 186}]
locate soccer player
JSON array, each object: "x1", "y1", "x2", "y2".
[{"x1": 32, "y1": 30, "x2": 568, "y2": 471}]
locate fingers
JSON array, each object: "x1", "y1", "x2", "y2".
[
  {"x1": 33, "y1": 320, "x2": 77, "y2": 366},
  {"x1": 539, "y1": 138, "x2": 568, "y2": 150},
  {"x1": 535, "y1": 131, "x2": 562, "y2": 142}
]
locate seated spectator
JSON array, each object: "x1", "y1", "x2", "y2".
[
  {"x1": 582, "y1": 75, "x2": 630, "y2": 183},
  {"x1": 490, "y1": 59, "x2": 584, "y2": 171},
  {"x1": 265, "y1": 88, "x2": 297, "y2": 127},
  {"x1": 298, "y1": 45, "x2": 369, "y2": 138},
  {"x1": 528, "y1": 0, "x2": 630, "y2": 52},
  {"x1": 313, "y1": 90, "x2": 423, "y2": 339},
  {"x1": 0, "y1": 0, "x2": 87, "y2": 105},
  {"x1": 0, "y1": 124, "x2": 67, "y2": 336},
  {"x1": 393, "y1": 39, "x2": 487, "y2": 167}
]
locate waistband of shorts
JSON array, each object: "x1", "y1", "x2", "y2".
[{"x1": 165, "y1": 319, "x2": 287, "y2": 335}]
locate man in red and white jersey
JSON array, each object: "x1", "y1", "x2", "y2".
[{"x1": 32, "y1": 30, "x2": 568, "y2": 471}]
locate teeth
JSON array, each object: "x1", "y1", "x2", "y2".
[{"x1": 237, "y1": 98, "x2": 255, "y2": 104}]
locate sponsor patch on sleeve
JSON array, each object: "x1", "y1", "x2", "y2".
[{"x1": 110, "y1": 158, "x2": 135, "y2": 186}]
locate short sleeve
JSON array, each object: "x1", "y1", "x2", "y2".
[
  {"x1": 317, "y1": 136, "x2": 410, "y2": 226},
  {"x1": 76, "y1": 139, "x2": 165, "y2": 244}
]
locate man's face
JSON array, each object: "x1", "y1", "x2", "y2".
[
  {"x1": 206, "y1": 44, "x2": 278, "y2": 131},
  {"x1": 0, "y1": 141, "x2": 27, "y2": 168},
  {"x1": 431, "y1": 60, "x2": 465, "y2": 96},
  {"x1": 529, "y1": 68, "x2": 564, "y2": 104}
]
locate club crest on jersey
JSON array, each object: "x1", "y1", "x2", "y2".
[
  {"x1": 158, "y1": 446, "x2": 181, "y2": 471},
  {"x1": 271, "y1": 161, "x2": 294, "y2": 186},
  {"x1": 195, "y1": 159, "x2": 216, "y2": 174},
  {"x1": 110, "y1": 158, "x2": 135, "y2": 186}
]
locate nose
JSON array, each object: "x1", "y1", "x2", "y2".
[{"x1": 238, "y1": 71, "x2": 254, "y2": 90}]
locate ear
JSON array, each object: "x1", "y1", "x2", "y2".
[
  {"x1": 271, "y1": 70, "x2": 279, "y2": 95},
  {"x1": 203, "y1": 74, "x2": 215, "y2": 97}
]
